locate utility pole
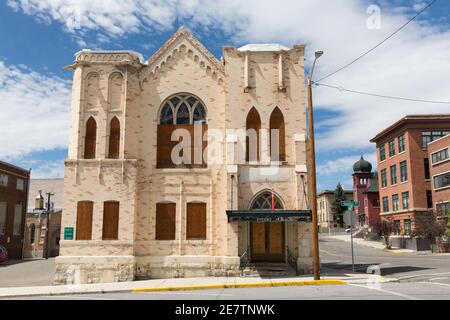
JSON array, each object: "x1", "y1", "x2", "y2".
[
  {"x1": 44, "y1": 192, "x2": 54, "y2": 260},
  {"x1": 307, "y1": 51, "x2": 323, "y2": 281}
]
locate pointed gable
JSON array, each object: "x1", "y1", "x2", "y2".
[{"x1": 141, "y1": 27, "x2": 225, "y2": 83}]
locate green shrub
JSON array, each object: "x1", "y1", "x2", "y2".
[{"x1": 445, "y1": 213, "x2": 450, "y2": 238}]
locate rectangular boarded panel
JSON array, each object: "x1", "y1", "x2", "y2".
[
  {"x1": 251, "y1": 222, "x2": 266, "y2": 255},
  {"x1": 157, "y1": 125, "x2": 208, "y2": 168},
  {"x1": 155, "y1": 203, "x2": 176, "y2": 240},
  {"x1": 186, "y1": 203, "x2": 207, "y2": 240},
  {"x1": 102, "y1": 201, "x2": 119, "y2": 240},
  {"x1": 268, "y1": 223, "x2": 283, "y2": 255},
  {"x1": 76, "y1": 201, "x2": 93, "y2": 240}
]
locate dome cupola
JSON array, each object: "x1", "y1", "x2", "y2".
[{"x1": 353, "y1": 156, "x2": 372, "y2": 173}]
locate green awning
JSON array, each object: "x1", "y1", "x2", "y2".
[{"x1": 226, "y1": 210, "x2": 312, "y2": 223}]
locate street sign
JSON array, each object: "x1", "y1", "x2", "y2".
[
  {"x1": 341, "y1": 201, "x2": 360, "y2": 209},
  {"x1": 64, "y1": 227, "x2": 74, "y2": 240}
]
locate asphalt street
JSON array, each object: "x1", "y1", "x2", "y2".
[{"x1": 319, "y1": 237, "x2": 450, "y2": 282}]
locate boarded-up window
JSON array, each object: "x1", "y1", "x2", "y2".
[
  {"x1": 155, "y1": 203, "x2": 176, "y2": 240},
  {"x1": 76, "y1": 201, "x2": 93, "y2": 240},
  {"x1": 84, "y1": 117, "x2": 97, "y2": 159},
  {"x1": 108, "y1": 117, "x2": 120, "y2": 159},
  {"x1": 270, "y1": 107, "x2": 286, "y2": 162},
  {"x1": 157, "y1": 124, "x2": 208, "y2": 168},
  {"x1": 102, "y1": 201, "x2": 119, "y2": 240},
  {"x1": 186, "y1": 203, "x2": 207, "y2": 240},
  {"x1": 157, "y1": 94, "x2": 208, "y2": 168},
  {"x1": 246, "y1": 107, "x2": 261, "y2": 162}
]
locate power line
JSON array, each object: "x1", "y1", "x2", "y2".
[
  {"x1": 316, "y1": 83, "x2": 450, "y2": 105},
  {"x1": 316, "y1": 0, "x2": 438, "y2": 82}
]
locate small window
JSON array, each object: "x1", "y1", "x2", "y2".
[
  {"x1": 394, "y1": 220, "x2": 401, "y2": 235},
  {"x1": 390, "y1": 165, "x2": 397, "y2": 185},
  {"x1": 186, "y1": 203, "x2": 207, "y2": 240},
  {"x1": 404, "y1": 220, "x2": 412, "y2": 236},
  {"x1": 16, "y1": 179, "x2": 25, "y2": 191},
  {"x1": 389, "y1": 139, "x2": 396, "y2": 157},
  {"x1": 381, "y1": 170, "x2": 388, "y2": 188},
  {"x1": 84, "y1": 117, "x2": 97, "y2": 159},
  {"x1": 392, "y1": 195, "x2": 399, "y2": 212},
  {"x1": 155, "y1": 203, "x2": 176, "y2": 240},
  {"x1": 398, "y1": 135, "x2": 406, "y2": 153},
  {"x1": 426, "y1": 190, "x2": 433, "y2": 209},
  {"x1": 382, "y1": 197, "x2": 389, "y2": 213},
  {"x1": 431, "y1": 148, "x2": 449, "y2": 164},
  {"x1": 102, "y1": 201, "x2": 119, "y2": 240},
  {"x1": 13, "y1": 203, "x2": 23, "y2": 236},
  {"x1": 76, "y1": 201, "x2": 93, "y2": 240},
  {"x1": 0, "y1": 173, "x2": 8, "y2": 187},
  {"x1": 30, "y1": 224, "x2": 36, "y2": 244},
  {"x1": 379, "y1": 145, "x2": 386, "y2": 162},
  {"x1": 0, "y1": 202, "x2": 7, "y2": 235},
  {"x1": 424, "y1": 158, "x2": 430, "y2": 180},
  {"x1": 108, "y1": 117, "x2": 120, "y2": 159},
  {"x1": 400, "y1": 161, "x2": 408, "y2": 182},
  {"x1": 402, "y1": 192, "x2": 410, "y2": 210},
  {"x1": 433, "y1": 172, "x2": 450, "y2": 190}
]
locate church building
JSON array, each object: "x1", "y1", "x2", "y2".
[{"x1": 55, "y1": 27, "x2": 313, "y2": 284}]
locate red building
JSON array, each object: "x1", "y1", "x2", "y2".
[
  {"x1": 428, "y1": 134, "x2": 450, "y2": 217},
  {"x1": 352, "y1": 157, "x2": 380, "y2": 230},
  {"x1": 0, "y1": 161, "x2": 31, "y2": 259}
]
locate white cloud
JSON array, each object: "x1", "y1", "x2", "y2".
[
  {"x1": 0, "y1": 61, "x2": 71, "y2": 159},
  {"x1": 317, "y1": 153, "x2": 377, "y2": 176},
  {"x1": 30, "y1": 160, "x2": 65, "y2": 179},
  {"x1": 7, "y1": 0, "x2": 450, "y2": 155}
]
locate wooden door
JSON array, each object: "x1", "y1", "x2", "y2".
[
  {"x1": 102, "y1": 201, "x2": 119, "y2": 240},
  {"x1": 76, "y1": 201, "x2": 93, "y2": 240},
  {"x1": 186, "y1": 203, "x2": 207, "y2": 240},
  {"x1": 250, "y1": 222, "x2": 285, "y2": 262}
]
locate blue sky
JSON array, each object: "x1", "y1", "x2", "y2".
[{"x1": 1, "y1": 0, "x2": 449, "y2": 191}]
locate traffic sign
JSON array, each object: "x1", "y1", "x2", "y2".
[{"x1": 341, "y1": 201, "x2": 360, "y2": 209}]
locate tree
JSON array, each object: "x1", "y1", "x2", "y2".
[
  {"x1": 331, "y1": 183, "x2": 347, "y2": 228},
  {"x1": 374, "y1": 218, "x2": 396, "y2": 249},
  {"x1": 412, "y1": 211, "x2": 445, "y2": 247}
]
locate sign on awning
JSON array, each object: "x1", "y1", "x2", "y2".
[{"x1": 226, "y1": 210, "x2": 312, "y2": 223}]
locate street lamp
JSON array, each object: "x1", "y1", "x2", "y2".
[{"x1": 307, "y1": 50, "x2": 323, "y2": 281}]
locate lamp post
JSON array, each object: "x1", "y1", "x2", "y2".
[
  {"x1": 43, "y1": 192, "x2": 54, "y2": 260},
  {"x1": 307, "y1": 50, "x2": 323, "y2": 281}
]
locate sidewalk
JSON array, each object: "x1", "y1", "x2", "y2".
[
  {"x1": 0, "y1": 274, "x2": 386, "y2": 299},
  {"x1": 324, "y1": 234, "x2": 416, "y2": 254}
]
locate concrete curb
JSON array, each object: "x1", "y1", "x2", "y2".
[{"x1": 131, "y1": 280, "x2": 348, "y2": 293}]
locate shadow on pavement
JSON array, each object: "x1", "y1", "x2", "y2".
[{"x1": 322, "y1": 262, "x2": 432, "y2": 276}]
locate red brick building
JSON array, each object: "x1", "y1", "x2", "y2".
[
  {"x1": 0, "y1": 161, "x2": 31, "y2": 259},
  {"x1": 352, "y1": 157, "x2": 380, "y2": 230},
  {"x1": 428, "y1": 134, "x2": 450, "y2": 217},
  {"x1": 371, "y1": 115, "x2": 450, "y2": 240}
]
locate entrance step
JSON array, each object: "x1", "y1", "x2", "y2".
[{"x1": 242, "y1": 263, "x2": 296, "y2": 278}]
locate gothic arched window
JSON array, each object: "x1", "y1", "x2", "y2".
[
  {"x1": 157, "y1": 94, "x2": 207, "y2": 168},
  {"x1": 251, "y1": 191, "x2": 283, "y2": 210},
  {"x1": 270, "y1": 107, "x2": 286, "y2": 162},
  {"x1": 246, "y1": 107, "x2": 261, "y2": 162},
  {"x1": 84, "y1": 117, "x2": 97, "y2": 159},
  {"x1": 108, "y1": 117, "x2": 120, "y2": 159}
]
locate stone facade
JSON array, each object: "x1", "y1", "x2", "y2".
[{"x1": 55, "y1": 27, "x2": 312, "y2": 284}]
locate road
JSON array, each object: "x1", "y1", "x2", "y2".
[
  {"x1": 2, "y1": 238, "x2": 450, "y2": 299},
  {"x1": 320, "y1": 237, "x2": 450, "y2": 282}
]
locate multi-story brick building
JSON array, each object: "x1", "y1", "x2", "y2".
[
  {"x1": 428, "y1": 134, "x2": 450, "y2": 218},
  {"x1": 0, "y1": 161, "x2": 30, "y2": 259},
  {"x1": 371, "y1": 115, "x2": 450, "y2": 240},
  {"x1": 55, "y1": 27, "x2": 313, "y2": 284},
  {"x1": 352, "y1": 157, "x2": 380, "y2": 230},
  {"x1": 317, "y1": 189, "x2": 353, "y2": 230}
]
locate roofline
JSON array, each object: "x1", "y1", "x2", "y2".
[
  {"x1": 0, "y1": 160, "x2": 30, "y2": 174},
  {"x1": 318, "y1": 190, "x2": 353, "y2": 196},
  {"x1": 370, "y1": 114, "x2": 450, "y2": 143}
]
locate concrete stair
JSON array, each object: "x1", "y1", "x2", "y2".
[{"x1": 241, "y1": 263, "x2": 296, "y2": 278}]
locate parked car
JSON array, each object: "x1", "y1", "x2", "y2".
[{"x1": 0, "y1": 245, "x2": 8, "y2": 263}]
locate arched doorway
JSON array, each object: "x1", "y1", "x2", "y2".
[{"x1": 250, "y1": 191, "x2": 285, "y2": 262}]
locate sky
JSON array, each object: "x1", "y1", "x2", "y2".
[{"x1": 1, "y1": 0, "x2": 450, "y2": 191}]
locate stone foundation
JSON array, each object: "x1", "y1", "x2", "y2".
[
  {"x1": 135, "y1": 256, "x2": 241, "y2": 279},
  {"x1": 54, "y1": 256, "x2": 136, "y2": 285},
  {"x1": 297, "y1": 257, "x2": 313, "y2": 275}
]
